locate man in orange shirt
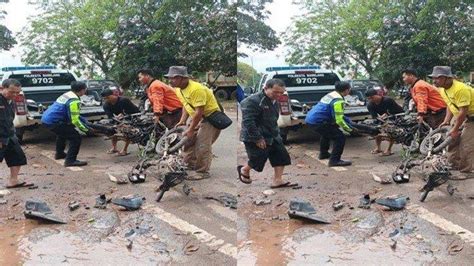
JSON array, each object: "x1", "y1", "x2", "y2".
[
  {"x1": 137, "y1": 69, "x2": 183, "y2": 128},
  {"x1": 402, "y1": 68, "x2": 447, "y2": 128}
]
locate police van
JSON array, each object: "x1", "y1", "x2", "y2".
[
  {"x1": 256, "y1": 66, "x2": 370, "y2": 142},
  {"x1": 1, "y1": 66, "x2": 106, "y2": 141}
]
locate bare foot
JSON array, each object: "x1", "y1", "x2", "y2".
[
  {"x1": 107, "y1": 148, "x2": 119, "y2": 154},
  {"x1": 371, "y1": 149, "x2": 382, "y2": 154}
]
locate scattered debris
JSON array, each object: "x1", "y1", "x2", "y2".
[
  {"x1": 292, "y1": 185, "x2": 303, "y2": 190},
  {"x1": 389, "y1": 228, "x2": 400, "y2": 238},
  {"x1": 126, "y1": 239, "x2": 133, "y2": 250},
  {"x1": 111, "y1": 195, "x2": 144, "y2": 211},
  {"x1": 351, "y1": 218, "x2": 360, "y2": 223},
  {"x1": 94, "y1": 194, "x2": 108, "y2": 209},
  {"x1": 108, "y1": 173, "x2": 128, "y2": 184},
  {"x1": 372, "y1": 173, "x2": 392, "y2": 184},
  {"x1": 446, "y1": 183, "x2": 457, "y2": 196},
  {"x1": 152, "y1": 234, "x2": 160, "y2": 240},
  {"x1": 375, "y1": 196, "x2": 409, "y2": 210},
  {"x1": 415, "y1": 234, "x2": 423, "y2": 240},
  {"x1": 332, "y1": 201, "x2": 344, "y2": 211},
  {"x1": 288, "y1": 198, "x2": 330, "y2": 224},
  {"x1": 204, "y1": 193, "x2": 237, "y2": 209},
  {"x1": 358, "y1": 194, "x2": 372, "y2": 209},
  {"x1": 184, "y1": 243, "x2": 199, "y2": 255},
  {"x1": 0, "y1": 189, "x2": 11, "y2": 196},
  {"x1": 23, "y1": 199, "x2": 66, "y2": 224},
  {"x1": 68, "y1": 201, "x2": 80, "y2": 211},
  {"x1": 448, "y1": 240, "x2": 464, "y2": 255},
  {"x1": 390, "y1": 239, "x2": 397, "y2": 250},
  {"x1": 0, "y1": 198, "x2": 7, "y2": 205},
  {"x1": 262, "y1": 189, "x2": 275, "y2": 196},
  {"x1": 28, "y1": 185, "x2": 39, "y2": 190},
  {"x1": 88, "y1": 218, "x2": 95, "y2": 223},
  {"x1": 254, "y1": 198, "x2": 272, "y2": 206}
]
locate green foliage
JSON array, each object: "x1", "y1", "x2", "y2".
[
  {"x1": 237, "y1": 61, "x2": 260, "y2": 87},
  {"x1": 285, "y1": 0, "x2": 473, "y2": 87},
  {"x1": 0, "y1": 0, "x2": 16, "y2": 51}
]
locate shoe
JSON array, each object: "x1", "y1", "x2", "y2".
[
  {"x1": 64, "y1": 160, "x2": 88, "y2": 167},
  {"x1": 328, "y1": 160, "x2": 352, "y2": 167},
  {"x1": 54, "y1": 153, "x2": 67, "y2": 160},
  {"x1": 318, "y1": 153, "x2": 331, "y2": 160}
]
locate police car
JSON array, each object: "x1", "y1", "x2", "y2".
[
  {"x1": 256, "y1": 66, "x2": 370, "y2": 142},
  {"x1": 1, "y1": 66, "x2": 106, "y2": 141}
]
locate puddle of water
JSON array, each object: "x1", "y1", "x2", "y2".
[
  {"x1": 284, "y1": 227, "x2": 435, "y2": 265},
  {"x1": 18, "y1": 230, "x2": 172, "y2": 265}
]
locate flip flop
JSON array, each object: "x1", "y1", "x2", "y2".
[
  {"x1": 6, "y1": 182, "x2": 35, "y2": 189},
  {"x1": 117, "y1": 152, "x2": 130, "y2": 157},
  {"x1": 237, "y1": 165, "x2": 252, "y2": 184},
  {"x1": 270, "y1": 181, "x2": 299, "y2": 189},
  {"x1": 381, "y1": 152, "x2": 394, "y2": 156},
  {"x1": 371, "y1": 149, "x2": 382, "y2": 154},
  {"x1": 107, "y1": 149, "x2": 119, "y2": 154}
]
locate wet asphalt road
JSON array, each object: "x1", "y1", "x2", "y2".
[
  {"x1": 0, "y1": 108, "x2": 238, "y2": 265},
  {"x1": 1, "y1": 107, "x2": 474, "y2": 265}
]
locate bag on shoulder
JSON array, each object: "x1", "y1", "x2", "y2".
[{"x1": 205, "y1": 110, "x2": 232, "y2": 130}]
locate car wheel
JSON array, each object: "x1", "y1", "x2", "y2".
[{"x1": 214, "y1": 89, "x2": 229, "y2": 101}]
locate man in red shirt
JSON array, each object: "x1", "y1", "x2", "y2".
[
  {"x1": 137, "y1": 69, "x2": 183, "y2": 128},
  {"x1": 402, "y1": 68, "x2": 447, "y2": 128}
]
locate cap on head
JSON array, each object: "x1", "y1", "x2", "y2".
[
  {"x1": 100, "y1": 88, "x2": 114, "y2": 97},
  {"x1": 428, "y1": 66, "x2": 454, "y2": 78},
  {"x1": 365, "y1": 88, "x2": 378, "y2": 97},
  {"x1": 164, "y1": 66, "x2": 190, "y2": 78}
]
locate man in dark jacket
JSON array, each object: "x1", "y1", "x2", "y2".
[
  {"x1": 237, "y1": 79, "x2": 297, "y2": 188},
  {"x1": 0, "y1": 79, "x2": 32, "y2": 188},
  {"x1": 101, "y1": 88, "x2": 139, "y2": 156},
  {"x1": 41, "y1": 81, "x2": 92, "y2": 167}
]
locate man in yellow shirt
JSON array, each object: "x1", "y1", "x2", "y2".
[
  {"x1": 166, "y1": 66, "x2": 221, "y2": 179},
  {"x1": 431, "y1": 66, "x2": 474, "y2": 173}
]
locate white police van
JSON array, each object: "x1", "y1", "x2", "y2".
[
  {"x1": 256, "y1": 66, "x2": 370, "y2": 142},
  {"x1": 1, "y1": 66, "x2": 106, "y2": 141}
]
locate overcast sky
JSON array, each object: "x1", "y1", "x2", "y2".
[
  {"x1": 238, "y1": 0, "x2": 301, "y2": 73},
  {"x1": 1, "y1": 0, "x2": 299, "y2": 72}
]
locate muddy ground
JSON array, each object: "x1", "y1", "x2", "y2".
[{"x1": 1, "y1": 107, "x2": 474, "y2": 265}]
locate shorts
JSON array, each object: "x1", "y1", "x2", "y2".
[
  {"x1": 0, "y1": 137, "x2": 27, "y2": 167},
  {"x1": 244, "y1": 140, "x2": 291, "y2": 172}
]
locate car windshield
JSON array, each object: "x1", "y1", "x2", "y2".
[
  {"x1": 274, "y1": 73, "x2": 339, "y2": 87},
  {"x1": 9, "y1": 73, "x2": 76, "y2": 87}
]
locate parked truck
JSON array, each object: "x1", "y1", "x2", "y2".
[{"x1": 206, "y1": 72, "x2": 237, "y2": 101}]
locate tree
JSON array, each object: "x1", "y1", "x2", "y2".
[
  {"x1": 237, "y1": 61, "x2": 260, "y2": 87},
  {"x1": 237, "y1": 0, "x2": 280, "y2": 56},
  {"x1": 0, "y1": 0, "x2": 16, "y2": 51},
  {"x1": 285, "y1": 0, "x2": 473, "y2": 86}
]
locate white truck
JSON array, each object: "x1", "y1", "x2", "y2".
[
  {"x1": 1, "y1": 66, "x2": 107, "y2": 141},
  {"x1": 255, "y1": 66, "x2": 371, "y2": 142},
  {"x1": 206, "y1": 71, "x2": 237, "y2": 101}
]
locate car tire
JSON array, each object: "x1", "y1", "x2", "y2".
[{"x1": 214, "y1": 89, "x2": 229, "y2": 101}]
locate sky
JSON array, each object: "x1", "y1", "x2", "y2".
[
  {"x1": 0, "y1": 0, "x2": 299, "y2": 72},
  {"x1": 238, "y1": 0, "x2": 302, "y2": 73},
  {"x1": 0, "y1": 0, "x2": 39, "y2": 68}
]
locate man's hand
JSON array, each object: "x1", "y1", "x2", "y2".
[
  {"x1": 184, "y1": 128, "x2": 195, "y2": 139},
  {"x1": 175, "y1": 121, "x2": 186, "y2": 128},
  {"x1": 114, "y1": 113, "x2": 124, "y2": 120},
  {"x1": 438, "y1": 121, "x2": 450, "y2": 128},
  {"x1": 378, "y1": 113, "x2": 388, "y2": 120},
  {"x1": 417, "y1": 115, "x2": 424, "y2": 124},
  {"x1": 449, "y1": 128, "x2": 461, "y2": 140},
  {"x1": 256, "y1": 139, "x2": 267, "y2": 149},
  {"x1": 153, "y1": 115, "x2": 161, "y2": 124}
]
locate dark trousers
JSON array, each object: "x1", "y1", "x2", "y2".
[
  {"x1": 310, "y1": 123, "x2": 346, "y2": 163},
  {"x1": 50, "y1": 124, "x2": 82, "y2": 163}
]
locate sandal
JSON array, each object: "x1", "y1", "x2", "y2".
[
  {"x1": 381, "y1": 152, "x2": 394, "y2": 156},
  {"x1": 237, "y1": 165, "x2": 252, "y2": 184},
  {"x1": 117, "y1": 151, "x2": 130, "y2": 156},
  {"x1": 6, "y1": 182, "x2": 35, "y2": 189},
  {"x1": 371, "y1": 149, "x2": 382, "y2": 154},
  {"x1": 107, "y1": 149, "x2": 119, "y2": 154},
  {"x1": 270, "y1": 181, "x2": 299, "y2": 189}
]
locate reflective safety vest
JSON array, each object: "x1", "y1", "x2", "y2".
[
  {"x1": 41, "y1": 91, "x2": 89, "y2": 133},
  {"x1": 305, "y1": 91, "x2": 352, "y2": 133}
]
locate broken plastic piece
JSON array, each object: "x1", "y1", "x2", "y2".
[
  {"x1": 94, "y1": 194, "x2": 107, "y2": 209},
  {"x1": 375, "y1": 196, "x2": 409, "y2": 210},
  {"x1": 111, "y1": 195, "x2": 144, "y2": 210},
  {"x1": 68, "y1": 201, "x2": 80, "y2": 211},
  {"x1": 358, "y1": 194, "x2": 371, "y2": 209},
  {"x1": 24, "y1": 199, "x2": 66, "y2": 224},
  {"x1": 288, "y1": 199, "x2": 330, "y2": 224},
  {"x1": 332, "y1": 201, "x2": 344, "y2": 211}
]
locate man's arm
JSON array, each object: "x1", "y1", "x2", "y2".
[
  {"x1": 103, "y1": 103, "x2": 113, "y2": 119},
  {"x1": 69, "y1": 99, "x2": 89, "y2": 133},
  {"x1": 333, "y1": 100, "x2": 352, "y2": 133},
  {"x1": 450, "y1": 106, "x2": 467, "y2": 138},
  {"x1": 413, "y1": 86, "x2": 428, "y2": 115},
  {"x1": 122, "y1": 98, "x2": 140, "y2": 114},
  {"x1": 241, "y1": 98, "x2": 264, "y2": 142},
  {"x1": 367, "y1": 103, "x2": 378, "y2": 119},
  {"x1": 177, "y1": 107, "x2": 189, "y2": 126},
  {"x1": 149, "y1": 84, "x2": 165, "y2": 115}
]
